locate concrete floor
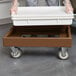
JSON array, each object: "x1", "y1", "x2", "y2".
[{"x1": 0, "y1": 23, "x2": 76, "y2": 76}]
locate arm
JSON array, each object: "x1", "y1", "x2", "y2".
[
  {"x1": 11, "y1": 0, "x2": 18, "y2": 14},
  {"x1": 65, "y1": 0, "x2": 71, "y2": 3},
  {"x1": 13, "y1": 0, "x2": 18, "y2": 6}
]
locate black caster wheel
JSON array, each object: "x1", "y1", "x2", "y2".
[
  {"x1": 58, "y1": 47, "x2": 69, "y2": 60},
  {"x1": 10, "y1": 47, "x2": 22, "y2": 58}
]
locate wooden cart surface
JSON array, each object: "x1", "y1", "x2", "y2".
[{"x1": 3, "y1": 25, "x2": 72, "y2": 47}]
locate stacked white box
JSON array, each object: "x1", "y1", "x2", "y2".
[{"x1": 11, "y1": 6, "x2": 74, "y2": 26}]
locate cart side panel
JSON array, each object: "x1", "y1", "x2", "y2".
[{"x1": 3, "y1": 37, "x2": 72, "y2": 47}]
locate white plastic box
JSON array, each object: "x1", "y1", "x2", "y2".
[{"x1": 11, "y1": 6, "x2": 74, "y2": 26}]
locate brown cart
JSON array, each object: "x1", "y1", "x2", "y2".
[{"x1": 3, "y1": 25, "x2": 72, "y2": 59}]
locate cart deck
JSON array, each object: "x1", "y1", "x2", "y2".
[
  {"x1": 3, "y1": 25, "x2": 72, "y2": 59},
  {"x1": 3, "y1": 25, "x2": 72, "y2": 47}
]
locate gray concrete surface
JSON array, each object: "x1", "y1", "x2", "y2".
[{"x1": 0, "y1": 23, "x2": 76, "y2": 76}]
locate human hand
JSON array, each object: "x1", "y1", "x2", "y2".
[
  {"x1": 10, "y1": 5, "x2": 18, "y2": 14},
  {"x1": 65, "y1": 4, "x2": 73, "y2": 13}
]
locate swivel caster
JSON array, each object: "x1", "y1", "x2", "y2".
[
  {"x1": 10, "y1": 47, "x2": 22, "y2": 58},
  {"x1": 58, "y1": 47, "x2": 69, "y2": 60}
]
